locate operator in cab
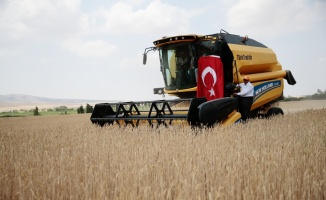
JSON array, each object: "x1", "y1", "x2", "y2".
[
  {"x1": 234, "y1": 75, "x2": 254, "y2": 121},
  {"x1": 175, "y1": 49, "x2": 195, "y2": 88}
]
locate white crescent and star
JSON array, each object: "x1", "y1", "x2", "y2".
[{"x1": 201, "y1": 66, "x2": 217, "y2": 96}]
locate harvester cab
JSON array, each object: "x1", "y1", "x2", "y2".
[{"x1": 91, "y1": 30, "x2": 296, "y2": 127}]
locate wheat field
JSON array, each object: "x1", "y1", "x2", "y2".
[{"x1": 0, "y1": 109, "x2": 325, "y2": 199}]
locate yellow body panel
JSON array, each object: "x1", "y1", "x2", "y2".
[
  {"x1": 228, "y1": 44, "x2": 279, "y2": 73},
  {"x1": 228, "y1": 44, "x2": 284, "y2": 84},
  {"x1": 251, "y1": 78, "x2": 284, "y2": 110},
  {"x1": 227, "y1": 43, "x2": 285, "y2": 111},
  {"x1": 243, "y1": 70, "x2": 286, "y2": 83},
  {"x1": 221, "y1": 111, "x2": 241, "y2": 126}
]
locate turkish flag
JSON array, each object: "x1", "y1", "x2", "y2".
[{"x1": 197, "y1": 55, "x2": 224, "y2": 101}]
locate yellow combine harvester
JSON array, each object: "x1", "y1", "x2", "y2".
[{"x1": 91, "y1": 30, "x2": 296, "y2": 127}]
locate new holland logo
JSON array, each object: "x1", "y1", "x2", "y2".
[{"x1": 253, "y1": 80, "x2": 281, "y2": 102}]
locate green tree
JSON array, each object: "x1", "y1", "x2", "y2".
[
  {"x1": 33, "y1": 106, "x2": 40, "y2": 116},
  {"x1": 86, "y1": 104, "x2": 93, "y2": 113},
  {"x1": 57, "y1": 106, "x2": 67, "y2": 115},
  {"x1": 77, "y1": 105, "x2": 84, "y2": 114}
]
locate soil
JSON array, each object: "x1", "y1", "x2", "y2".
[{"x1": 278, "y1": 100, "x2": 326, "y2": 113}]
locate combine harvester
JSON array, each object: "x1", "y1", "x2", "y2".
[{"x1": 91, "y1": 30, "x2": 296, "y2": 127}]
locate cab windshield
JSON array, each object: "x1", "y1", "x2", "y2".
[{"x1": 159, "y1": 43, "x2": 197, "y2": 90}]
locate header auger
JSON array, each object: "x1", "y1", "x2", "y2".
[
  {"x1": 90, "y1": 99, "x2": 192, "y2": 127},
  {"x1": 91, "y1": 29, "x2": 296, "y2": 127}
]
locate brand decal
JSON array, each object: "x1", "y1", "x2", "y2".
[
  {"x1": 253, "y1": 80, "x2": 281, "y2": 102},
  {"x1": 237, "y1": 54, "x2": 252, "y2": 60}
]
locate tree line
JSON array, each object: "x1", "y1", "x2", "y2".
[
  {"x1": 32, "y1": 104, "x2": 94, "y2": 116},
  {"x1": 283, "y1": 89, "x2": 326, "y2": 101},
  {"x1": 77, "y1": 104, "x2": 93, "y2": 114}
]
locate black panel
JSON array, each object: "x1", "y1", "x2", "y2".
[
  {"x1": 221, "y1": 33, "x2": 267, "y2": 48},
  {"x1": 197, "y1": 97, "x2": 238, "y2": 126},
  {"x1": 284, "y1": 70, "x2": 297, "y2": 85},
  {"x1": 205, "y1": 32, "x2": 268, "y2": 48},
  {"x1": 187, "y1": 97, "x2": 207, "y2": 126}
]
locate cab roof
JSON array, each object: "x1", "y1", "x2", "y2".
[{"x1": 153, "y1": 32, "x2": 267, "y2": 48}]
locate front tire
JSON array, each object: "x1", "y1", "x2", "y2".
[{"x1": 266, "y1": 107, "x2": 284, "y2": 118}]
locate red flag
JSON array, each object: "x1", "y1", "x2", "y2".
[{"x1": 197, "y1": 55, "x2": 224, "y2": 101}]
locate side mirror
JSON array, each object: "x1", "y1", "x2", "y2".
[
  {"x1": 143, "y1": 47, "x2": 156, "y2": 65},
  {"x1": 143, "y1": 53, "x2": 147, "y2": 65}
]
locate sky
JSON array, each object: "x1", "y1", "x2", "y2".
[{"x1": 0, "y1": 0, "x2": 325, "y2": 101}]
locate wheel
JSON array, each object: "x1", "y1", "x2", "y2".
[
  {"x1": 248, "y1": 108, "x2": 259, "y2": 119},
  {"x1": 266, "y1": 107, "x2": 284, "y2": 118}
]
